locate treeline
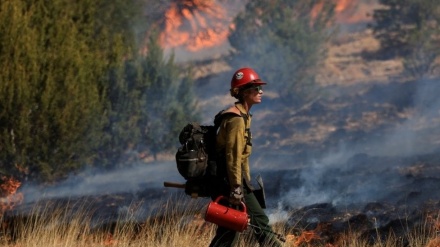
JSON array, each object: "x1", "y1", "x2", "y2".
[
  {"x1": 370, "y1": 0, "x2": 440, "y2": 80},
  {"x1": 0, "y1": 0, "x2": 198, "y2": 182},
  {"x1": 228, "y1": 0, "x2": 336, "y2": 106},
  {"x1": 1, "y1": 0, "x2": 439, "y2": 183},
  {"x1": 227, "y1": 0, "x2": 440, "y2": 107}
]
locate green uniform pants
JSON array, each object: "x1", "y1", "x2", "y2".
[{"x1": 208, "y1": 189, "x2": 283, "y2": 247}]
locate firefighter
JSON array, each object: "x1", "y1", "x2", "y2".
[{"x1": 209, "y1": 67, "x2": 283, "y2": 247}]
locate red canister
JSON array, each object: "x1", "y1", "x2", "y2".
[{"x1": 204, "y1": 196, "x2": 248, "y2": 232}]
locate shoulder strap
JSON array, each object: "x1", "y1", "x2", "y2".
[
  {"x1": 223, "y1": 105, "x2": 241, "y2": 115},
  {"x1": 214, "y1": 105, "x2": 251, "y2": 125},
  {"x1": 214, "y1": 106, "x2": 252, "y2": 146},
  {"x1": 241, "y1": 113, "x2": 252, "y2": 146},
  {"x1": 213, "y1": 110, "x2": 225, "y2": 128}
]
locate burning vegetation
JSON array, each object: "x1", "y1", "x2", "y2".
[
  {"x1": 159, "y1": 0, "x2": 234, "y2": 52},
  {"x1": 0, "y1": 176, "x2": 23, "y2": 215},
  {"x1": 159, "y1": 0, "x2": 375, "y2": 53}
]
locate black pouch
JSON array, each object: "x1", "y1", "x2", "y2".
[
  {"x1": 184, "y1": 177, "x2": 211, "y2": 198},
  {"x1": 253, "y1": 174, "x2": 266, "y2": 209},
  {"x1": 176, "y1": 143, "x2": 207, "y2": 179}
]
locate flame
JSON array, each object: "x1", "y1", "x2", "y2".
[
  {"x1": 335, "y1": 0, "x2": 354, "y2": 13},
  {"x1": 159, "y1": 0, "x2": 231, "y2": 52},
  {"x1": 424, "y1": 215, "x2": 440, "y2": 247},
  {"x1": 427, "y1": 238, "x2": 440, "y2": 247},
  {"x1": 310, "y1": 1, "x2": 324, "y2": 21},
  {"x1": 286, "y1": 230, "x2": 321, "y2": 246},
  {"x1": 294, "y1": 230, "x2": 321, "y2": 246},
  {"x1": 0, "y1": 176, "x2": 23, "y2": 214},
  {"x1": 103, "y1": 233, "x2": 118, "y2": 246},
  {"x1": 311, "y1": 0, "x2": 357, "y2": 22},
  {"x1": 311, "y1": 0, "x2": 373, "y2": 24},
  {"x1": 158, "y1": 0, "x2": 372, "y2": 53},
  {"x1": 286, "y1": 222, "x2": 334, "y2": 246}
]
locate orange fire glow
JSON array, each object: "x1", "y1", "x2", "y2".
[
  {"x1": 286, "y1": 222, "x2": 334, "y2": 246},
  {"x1": 425, "y1": 215, "x2": 440, "y2": 247},
  {"x1": 103, "y1": 233, "x2": 118, "y2": 246},
  {"x1": 293, "y1": 230, "x2": 321, "y2": 246},
  {"x1": 0, "y1": 176, "x2": 23, "y2": 214},
  {"x1": 159, "y1": 0, "x2": 232, "y2": 52},
  {"x1": 286, "y1": 230, "x2": 321, "y2": 246},
  {"x1": 159, "y1": 0, "x2": 372, "y2": 53},
  {"x1": 311, "y1": 0, "x2": 359, "y2": 23},
  {"x1": 335, "y1": 0, "x2": 355, "y2": 12}
]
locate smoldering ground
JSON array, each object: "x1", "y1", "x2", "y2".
[
  {"x1": 12, "y1": 161, "x2": 190, "y2": 222},
  {"x1": 248, "y1": 80, "x2": 440, "y2": 236}
]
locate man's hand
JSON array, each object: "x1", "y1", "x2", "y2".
[{"x1": 229, "y1": 186, "x2": 243, "y2": 205}]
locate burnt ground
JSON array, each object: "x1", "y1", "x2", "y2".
[
  {"x1": 252, "y1": 79, "x2": 440, "y2": 245},
  {"x1": 259, "y1": 151, "x2": 440, "y2": 245}
]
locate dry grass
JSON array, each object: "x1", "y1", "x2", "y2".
[{"x1": 0, "y1": 197, "x2": 439, "y2": 247}]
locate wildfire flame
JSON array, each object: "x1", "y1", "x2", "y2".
[
  {"x1": 159, "y1": 0, "x2": 232, "y2": 52},
  {"x1": 103, "y1": 233, "x2": 118, "y2": 246},
  {"x1": 426, "y1": 215, "x2": 440, "y2": 247},
  {"x1": 289, "y1": 230, "x2": 321, "y2": 246},
  {"x1": 286, "y1": 222, "x2": 334, "y2": 247},
  {"x1": 158, "y1": 0, "x2": 372, "y2": 53},
  {"x1": 0, "y1": 175, "x2": 23, "y2": 214},
  {"x1": 311, "y1": 0, "x2": 366, "y2": 24}
]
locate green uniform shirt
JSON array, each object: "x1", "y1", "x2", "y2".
[{"x1": 216, "y1": 103, "x2": 252, "y2": 189}]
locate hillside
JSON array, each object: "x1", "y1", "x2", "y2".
[
  {"x1": 4, "y1": 20, "x2": 440, "y2": 247},
  {"x1": 182, "y1": 28, "x2": 440, "y2": 244},
  {"x1": 317, "y1": 29, "x2": 403, "y2": 85},
  {"x1": 192, "y1": 29, "x2": 403, "y2": 87},
  {"x1": 191, "y1": 28, "x2": 440, "y2": 168}
]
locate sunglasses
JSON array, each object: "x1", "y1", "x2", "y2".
[{"x1": 246, "y1": 85, "x2": 263, "y2": 93}]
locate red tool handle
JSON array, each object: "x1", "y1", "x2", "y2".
[{"x1": 214, "y1": 195, "x2": 247, "y2": 213}]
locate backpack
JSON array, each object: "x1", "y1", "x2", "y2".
[
  {"x1": 175, "y1": 110, "x2": 227, "y2": 198},
  {"x1": 176, "y1": 122, "x2": 218, "y2": 179}
]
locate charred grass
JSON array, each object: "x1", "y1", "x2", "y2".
[{"x1": 0, "y1": 197, "x2": 439, "y2": 247}]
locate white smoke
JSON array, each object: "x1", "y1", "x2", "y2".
[
  {"x1": 20, "y1": 161, "x2": 181, "y2": 204},
  {"x1": 368, "y1": 81, "x2": 440, "y2": 156},
  {"x1": 274, "y1": 80, "x2": 440, "y2": 209}
]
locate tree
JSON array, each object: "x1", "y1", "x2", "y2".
[
  {"x1": 228, "y1": 0, "x2": 336, "y2": 106},
  {"x1": 141, "y1": 35, "x2": 199, "y2": 160},
  {"x1": 0, "y1": 0, "x2": 137, "y2": 181},
  {"x1": 100, "y1": 32, "x2": 200, "y2": 165},
  {"x1": 0, "y1": 0, "x2": 200, "y2": 181},
  {"x1": 370, "y1": 0, "x2": 440, "y2": 79}
]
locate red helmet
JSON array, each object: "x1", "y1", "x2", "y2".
[{"x1": 230, "y1": 67, "x2": 266, "y2": 89}]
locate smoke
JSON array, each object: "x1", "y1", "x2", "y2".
[
  {"x1": 370, "y1": 81, "x2": 440, "y2": 156},
  {"x1": 272, "y1": 80, "x2": 440, "y2": 211},
  {"x1": 19, "y1": 161, "x2": 180, "y2": 204},
  {"x1": 369, "y1": 82, "x2": 438, "y2": 154}
]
